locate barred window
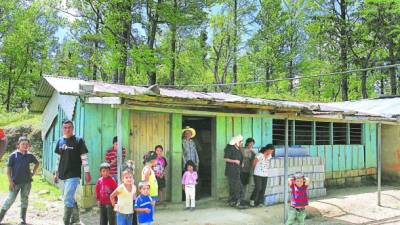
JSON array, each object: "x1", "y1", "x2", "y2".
[
  {"x1": 350, "y1": 123, "x2": 362, "y2": 144},
  {"x1": 316, "y1": 122, "x2": 330, "y2": 145},
  {"x1": 333, "y1": 123, "x2": 347, "y2": 145}
]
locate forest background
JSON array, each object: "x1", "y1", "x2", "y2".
[{"x1": 1, "y1": 0, "x2": 400, "y2": 112}]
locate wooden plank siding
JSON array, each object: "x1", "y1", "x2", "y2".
[{"x1": 170, "y1": 113, "x2": 182, "y2": 203}]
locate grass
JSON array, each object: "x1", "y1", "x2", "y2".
[
  {"x1": 0, "y1": 110, "x2": 41, "y2": 129},
  {"x1": 0, "y1": 173, "x2": 61, "y2": 200}
]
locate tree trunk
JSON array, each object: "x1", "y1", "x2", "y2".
[
  {"x1": 147, "y1": 0, "x2": 162, "y2": 85},
  {"x1": 265, "y1": 66, "x2": 270, "y2": 92},
  {"x1": 361, "y1": 70, "x2": 368, "y2": 99},
  {"x1": 232, "y1": 0, "x2": 238, "y2": 84},
  {"x1": 169, "y1": 0, "x2": 177, "y2": 85},
  {"x1": 288, "y1": 60, "x2": 294, "y2": 93},
  {"x1": 380, "y1": 77, "x2": 385, "y2": 95},
  {"x1": 6, "y1": 75, "x2": 12, "y2": 112},
  {"x1": 339, "y1": 0, "x2": 348, "y2": 101},
  {"x1": 92, "y1": 14, "x2": 100, "y2": 80}
]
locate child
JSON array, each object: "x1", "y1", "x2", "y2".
[
  {"x1": 181, "y1": 160, "x2": 198, "y2": 211},
  {"x1": 286, "y1": 172, "x2": 310, "y2": 225},
  {"x1": 110, "y1": 170, "x2": 137, "y2": 225},
  {"x1": 96, "y1": 162, "x2": 118, "y2": 225},
  {"x1": 153, "y1": 145, "x2": 167, "y2": 206},
  {"x1": 142, "y1": 151, "x2": 158, "y2": 205},
  {"x1": 135, "y1": 182, "x2": 154, "y2": 225},
  {"x1": 0, "y1": 136, "x2": 39, "y2": 225}
]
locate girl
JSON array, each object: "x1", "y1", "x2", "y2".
[
  {"x1": 153, "y1": 145, "x2": 168, "y2": 206},
  {"x1": 110, "y1": 170, "x2": 137, "y2": 225},
  {"x1": 142, "y1": 151, "x2": 158, "y2": 205},
  {"x1": 181, "y1": 160, "x2": 198, "y2": 211},
  {"x1": 240, "y1": 138, "x2": 255, "y2": 188},
  {"x1": 250, "y1": 144, "x2": 274, "y2": 207}
]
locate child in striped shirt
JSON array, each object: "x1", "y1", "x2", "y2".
[{"x1": 286, "y1": 173, "x2": 310, "y2": 225}]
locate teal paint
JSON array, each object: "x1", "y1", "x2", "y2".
[
  {"x1": 364, "y1": 123, "x2": 377, "y2": 168},
  {"x1": 345, "y1": 145, "x2": 352, "y2": 171},
  {"x1": 252, "y1": 118, "x2": 262, "y2": 147},
  {"x1": 233, "y1": 117, "x2": 242, "y2": 136},
  {"x1": 309, "y1": 145, "x2": 318, "y2": 157},
  {"x1": 242, "y1": 117, "x2": 253, "y2": 141},
  {"x1": 332, "y1": 145, "x2": 340, "y2": 171},
  {"x1": 325, "y1": 146, "x2": 333, "y2": 172},
  {"x1": 261, "y1": 118, "x2": 273, "y2": 146}
]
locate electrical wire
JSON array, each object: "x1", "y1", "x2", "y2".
[{"x1": 159, "y1": 63, "x2": 400, "y2": 88}]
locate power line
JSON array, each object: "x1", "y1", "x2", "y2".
[{"x1": 160, "y1": 63, "x2": 400, "y2": 88}]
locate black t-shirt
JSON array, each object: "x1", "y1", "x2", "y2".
[
  {"x1": 8, "y1": 151, "x2": 39, "y2": 184},
  {"x1": 224, "y1": 144, "x2": 243, "y2": 177},
  {"x1": 55, "y1": 135, "x2": 88, "y2": 180}
]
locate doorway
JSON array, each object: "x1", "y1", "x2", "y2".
[{"x1": 182, "y1": 116, "x2": 213, "y2": 198}]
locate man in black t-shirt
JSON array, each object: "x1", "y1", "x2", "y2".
[
  {"x1": 224, "y1": 135, "x2": 246, "y2": 209},
  {"x1": 54, "y1": 120, "x2": 92, "y2": 225}
]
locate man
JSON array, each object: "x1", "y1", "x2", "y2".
[
  {"x1": 0, "y1": 128, "x2": 7, "y2": 160},
  {"x1": 182, "y1": 126, "x2": 199, "y2": 168},
  {"x1": 105, "y1": 136, "x2": 126, "y2": 181},
  {"x1": 54, "y1": 120, "x2": 91, "y2": 225}
]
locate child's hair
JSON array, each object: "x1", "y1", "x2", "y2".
[
  {"x1": 292, "y1": 172, "x2": 304, "y2": 180},
  {"x1": 138, "y1": 181, "x2": 150, "y2": 190},
  {"x1": 113, "y1": 136, "x2": 118, "y2": 144},
  {"x1": 99, "y1": 162, "x2": 111, "y2": 171},
  {"x1": 123, "y1": 160, "x2": 135, "y2": 175},
  {"x1": 121, "y1": 169, "x2": 133, "y2": 178},
  {"x1": 18, "y1": 136, "x2": 30, "y2": 144},
  {"x1": 185, "y1": 160, "x2": 197, "y2": 171},
  {"x1": 154, "y1": 145, "x2": 163, "y2": 151},
  {"x1": 259, "y1": 144, "x2": 275, "y2": 154},
  {"x1": 245, "y1": 138, "x2": 255, "y2": 147},
  {"x1": 142, "y1": 151, "x2": 157, "y2": 165}
]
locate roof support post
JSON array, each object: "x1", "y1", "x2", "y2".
[
  {"x1": 377, "y1": 122, "x2": 382, "y2": 206},
  {"x1": 284, "y1": 118, "x2": 289, "y2": 223},
  {"x1": 117, "y1": 108, "x2": 123, "y2": 184}
]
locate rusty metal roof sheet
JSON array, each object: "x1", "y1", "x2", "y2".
[{"x1": 32, "y1": 76, "x2": 400, "y2": 123}]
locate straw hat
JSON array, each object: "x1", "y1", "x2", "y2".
[
  {"x1": 182, "y1": 126, "x2": 196, "y2": 138},
  {"x1": 229, "y1": 135, "x2": 243, "y2": 146}
]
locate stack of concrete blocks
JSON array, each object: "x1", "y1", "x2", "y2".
[{"x1": 263, "y1": 157, "x2": 327, "y2": 205}]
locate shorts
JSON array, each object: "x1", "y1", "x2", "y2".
[{"x1": 156, "y1": 177, "x2": 166, "y2": 189}]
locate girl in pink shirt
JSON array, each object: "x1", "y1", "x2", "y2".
[{"x1": 181, "y1": 160, "x2": 198, "y2": 211}]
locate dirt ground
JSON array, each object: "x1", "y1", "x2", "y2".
[{"x1": 0, "y1": 185, "x2": 399, "y2": 225}]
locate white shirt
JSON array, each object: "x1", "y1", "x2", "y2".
[{"x1": 253, "y1": 153, "x2": 271, "y2": 177}]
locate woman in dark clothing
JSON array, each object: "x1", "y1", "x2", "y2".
[
  {"x1": 240, "y1": 138, "x2": 255, "y2": 186},
  {"x1": 224, "y1": 135, "x2": 247, "y2": 209}
]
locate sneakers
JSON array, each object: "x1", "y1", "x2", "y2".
[
  {"x1": 190, "y1": 207, "x2": 195, "y2": 211},
  {"x1": 249, "y1": 200, "x2": 255, "y2": 207}
]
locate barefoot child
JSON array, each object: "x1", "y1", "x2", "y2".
[
  {"x1": 181, "y1": 160, "x2": 198, "y2": 211},
  {"x1": 96, "y1": 163, "x2": 118, "y2": 225},
  {"x1": 135, "y1": 182, "x2": 154, "y2": 225},
  {"x1": 286, "y1": 172, "x2": 310, "y2": 225},
  {"x1": 0, "y1": 136, "x2": 39, "y2": 225},
  {"x1": 110, "y1": 170, "x2": 137, "y2": 225}
]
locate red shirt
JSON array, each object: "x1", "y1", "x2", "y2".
[
  {"x1": 0, "y1": 129, "x2": 5, "y2": 139},
  {"x1": 95, "y1": 176, "x2": 118, "y2": 205},
  {"x1": 290, "y1": 183, "x2": 309, "y2": 208},
  {"x1": 105, "y1": 147, "x2": 126, "y2": 176}
]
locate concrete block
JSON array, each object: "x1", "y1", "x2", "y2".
[
  {"x1": 336, "y1": 178, "x2": 345, "y2": 186},
  {"x1": 313, "y1": 165, "x2": 325, "y2": 173},
  {"x1": 325, "y1": 172, "x2": 332, "y2": 179},
  {"x1": 366, "y1": 167, "x2": 377, "y2": 175},
  {"x1": 333, "y1": 171, "x2": 342, "y2": 179},
  {"x1": 302, "y1": 166, "x2": 314, "y2": 173},
  {"x1": 350, "y1": 170, "x2": 359, "y2": 177},
  {"x1": 343, "y1": 170, "x2": 352, "y2": 178},
  {"x1": 325, "y1": 179, "x2": 336, "y2": 187},
  {"x1": 358, "y1": 169, "x2": 366, "y2": 176}
]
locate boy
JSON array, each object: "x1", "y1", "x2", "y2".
[
  {"x1": 135, "y1": 182, "x2": 154, "y2": 225},
  {"x1": 95, "y1": 162, "x2": 118, "y2": 225},
  {"x1": 286, "y1": 172, "x2": 310, "y2": 225},
  {"x1": 105, "y1": 136, "x2": 126, "y2": 181},
  {"x1": 0, "y1": 136, "x2": 39, "y2": 225}
]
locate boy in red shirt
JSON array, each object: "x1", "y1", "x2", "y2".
[
  {"x1": 105, "y1": 136, "x2": 126, "y2": 181},
  {"x1": 96, "y1": 163, "x2": 118, "y2": 225},
  {"x1": 0, "y1": 128, "x2": 7, "y2": 159},
  {"x1": 286, "y1": 172, "x2": 310, "y2": 225}
]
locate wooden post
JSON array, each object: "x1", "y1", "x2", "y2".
[
  {"x1": 284, "y1": 118, "x2": 289, "y2": 223},
  {"x1": 117, "y1": 108, "x2": 123, "y2": 184},
  {"x1": 377, "y1": 122, "x2": 382, "y2": 206}
]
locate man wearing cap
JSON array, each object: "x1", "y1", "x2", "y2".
[
  {"x1": 182, "y1": 126, "x2": 199, "y2": 168},
  {"x1": 0, "y1": 128, "x2": 7, "y2": 160},
  {"x1": 224, "y1": 135, "x2": 246, "y2": 209}
]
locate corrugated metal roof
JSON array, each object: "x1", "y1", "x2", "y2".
[
  {"x1": 321, "y1": 98, "x2": 400, "y2": 118},
  {"x1": 32, "y1": 76, "x2": 400, "y2": 123}
]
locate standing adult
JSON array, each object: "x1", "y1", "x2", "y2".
[
  {"x1": 0, "y1": 128, "x2": 7, "y2": 160},
  {"x1": 54, "y1": 120, "x2": 92, "y2": 225},
  {"x1": 224, "y1": 135, "x2": 246, "y2": 209},
  {"x1": 154, "y1": 145, "x2": 168, "y2": 206},
  {"x1": 250, "y1": 144, "x2": 275, "y2": 207},
  {"x1": 105, "y1": 136, "x2": 126, "y2": 181},
  {"x1": 182, "y1": 126, "x2": 199, "y2": 168},
  {"x1": 240, "y1": 138, "x2": 256, "y2": 194}
]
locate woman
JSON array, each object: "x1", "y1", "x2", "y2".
[
  {"x1": 224, "y1": 135, "x2": 246, "y2": 209},
  {"x1": 240, "y1": 138, "x2": 255, "y2": 188},
  {"x1": 250, "y1": 144, "x2": 275, "y2": 207},
  {"x1": 154, "y1": 145, "x2": 168, "y2": 206},
  {"x1": 141, "y1": 151, "x2": 158, "y2": 206}
]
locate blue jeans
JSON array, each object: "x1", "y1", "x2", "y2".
[
  {"x1": 116, "y1": 213, "x2": 133, "y2": 225},
  {"x1": 63, "y1": 177, "x2": 80, "y2": 208},
  {"x1": 2, "y1": 182, "x2": 31, "y2": 210}
]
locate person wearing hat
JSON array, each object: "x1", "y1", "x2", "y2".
[
  {"x1": 0, "y1": 128, "x2": 7, "y2": 160},
  {"x1": 224, "y1": 135, "x2": 246, "y2": 209},
  {"x1": 182, "y1": 126, "x2": 199, "y2": 168}
]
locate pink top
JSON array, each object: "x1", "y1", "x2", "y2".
[{"x1": 181, "y1": 171, "x2": 198, "y2": 185}]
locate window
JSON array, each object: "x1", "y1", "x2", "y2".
[
  {"x1": 333, "y1": 123, "x2": 347, "y2": 145},
  {"x1": 350, "y1": 123, "x2": 362, "y2": 144},
  {"x1": 316, "y1": 122, "x2": 330, "y2": 145},
  {"x1": 294, "y1": 121, "x2": 312, "y2": 145},
  {"x1": 272, "y1": 119, "x2": 293, "y2": 145}
]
